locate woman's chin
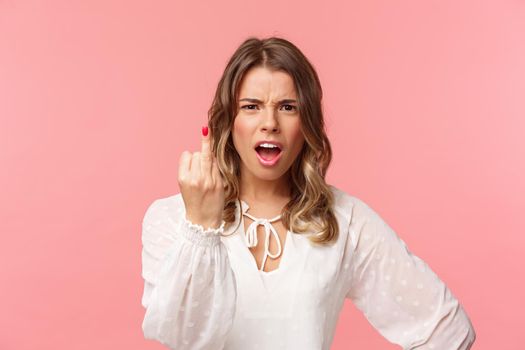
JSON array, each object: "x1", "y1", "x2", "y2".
[{"x1": 248, "y1": 163, "x2": 289, "y2": 181}]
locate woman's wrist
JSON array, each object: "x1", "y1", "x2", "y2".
[
  {"x1": 184, "y1": 215, "x2": 223, "y2": 231},
  {"x1": 179, "y1": 215, "x2": 225, "y2": 247}
]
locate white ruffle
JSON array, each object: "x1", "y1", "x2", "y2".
[{"x1": 183, "y1": 216, "x2": 226, "y2": 235}]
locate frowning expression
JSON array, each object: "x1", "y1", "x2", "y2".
[{"x1": 232, "y1": 66, "x2": 305, "y2": 181}]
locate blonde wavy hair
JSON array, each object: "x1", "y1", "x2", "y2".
[{"x1": 208, "y1": 36, "x2": 338, "y2": 245}]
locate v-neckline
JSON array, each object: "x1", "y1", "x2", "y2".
[{"x1": 238, "y1": 199, "x2": 294, "y2": 291}]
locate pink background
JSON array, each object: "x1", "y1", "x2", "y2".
[{"x1": 1, "y1": 1, "x2": 524, "y2": 349}]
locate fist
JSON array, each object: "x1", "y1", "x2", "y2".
[{"x1": 178, "y1": 125, "x2": 225, "y2": 230}]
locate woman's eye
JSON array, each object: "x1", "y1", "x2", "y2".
[
  {"x1": 281, "y1": 104, "x2": 297, "y2": 111},
  {"x1": 240, "y1": 104, "x2": 297, "y2": 112}
]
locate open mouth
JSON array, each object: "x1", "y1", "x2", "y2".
[{"x1": 255, "y1": 145, "x2": 282, "y2": 161}]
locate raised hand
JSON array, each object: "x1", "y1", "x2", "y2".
[{"x1": 178, "y1": 125, "x2": 225, "y2": 230}]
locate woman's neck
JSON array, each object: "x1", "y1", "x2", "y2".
[
  {"x1": 239, "y1": 173, "x2": 291, "y2": 203},
  {"x1": 239, "y1": 172, "x2": 291, "y2": 216}
]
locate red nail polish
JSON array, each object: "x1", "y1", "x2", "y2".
[{"x1": 202, "y1": 126, "x2": 208, "y2": 136}]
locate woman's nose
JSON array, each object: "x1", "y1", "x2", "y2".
[{"x1": 260, "y1": 108, "x2": 280, "y2": 132}]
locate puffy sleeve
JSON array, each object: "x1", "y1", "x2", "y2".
[
  {"x1": 342, "y1": 198, "x2": 476, "y2": 349},
  {"x1": 140, "y1": 195, "x2": 237, "y2": 349}
]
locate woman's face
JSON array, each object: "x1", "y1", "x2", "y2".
[{"x1": 232, "y1": 66, "x2": 305, "y2": 182}]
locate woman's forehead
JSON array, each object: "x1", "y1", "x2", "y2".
[{"x1": 238, "y1": 68, "x2": 297, "y2": 100}]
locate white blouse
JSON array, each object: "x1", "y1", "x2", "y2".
[{"x1": 140, "y1": 185, "x2": 476, "y2": 350}]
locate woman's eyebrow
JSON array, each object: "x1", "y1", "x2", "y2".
[{"x1": 239, "y1": 98, "x2": 297, "y2": 104}]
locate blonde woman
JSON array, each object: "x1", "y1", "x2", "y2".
[{"x1": 140, "y1": 37, "x2": 476, "y2": 350}]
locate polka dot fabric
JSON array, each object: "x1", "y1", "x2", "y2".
[
  {"x1": 141, "y1": 197, "x2": 237, "y2": 349},
  {"x1": 140, "y1": 185, "x2": 476, "y2": 349},
  {"x1": 342, "y1": 196, "x2": 476, "y2": 349}
]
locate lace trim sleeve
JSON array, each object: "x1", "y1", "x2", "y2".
[{"x1": 179, "y1": 216, "x2": 226, "y2": 247}]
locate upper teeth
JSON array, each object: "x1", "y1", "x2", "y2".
[{"x1": 259, "y1": 143, "x2": 278, "y2": 148}]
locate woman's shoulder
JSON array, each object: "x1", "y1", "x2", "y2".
[
  {"x1": 328, "y1": 184, "x2": 381, "y2": 225},
  {"x1": 142, "y1": 192, "x2": 184, "y2": 224}
]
